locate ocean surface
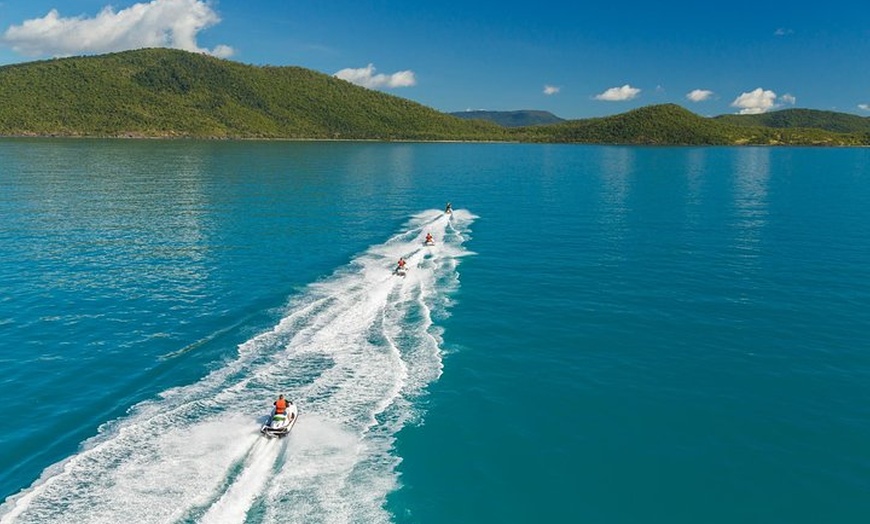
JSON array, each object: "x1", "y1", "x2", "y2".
[{"x1": 0, "y1": 140, "x2": 868, "y2": 523}]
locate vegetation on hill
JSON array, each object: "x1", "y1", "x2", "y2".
[
  {"x1": 513, "y1": 104, "x2": 745, "y2": 145},
  {"x1": 714, "y1": 109, "x2": 870, "y2": 134},
  {"x1": 0, "y1": 48, "x2": 506, "y2": 140},
  {"x1": 0, "y1": 48, "x2": 867, "y2": 145},
  {"x1": 449, "y1": 110, "x2": 565, "y2": 127},
  {"x1": 513, "y1": 104, "x2": 870, "y2": 146}
]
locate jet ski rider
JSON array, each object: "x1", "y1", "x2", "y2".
[{"x1": 274, "y1": 394, "x2": 289, "y2": 415}]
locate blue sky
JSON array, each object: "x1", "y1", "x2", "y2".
[{"x1": 0, "y1": 0, "x2": 867, "y2": 119}]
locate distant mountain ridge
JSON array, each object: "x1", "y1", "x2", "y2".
[
  {"x1": 449, "y1": 110, "x2": 565, "y2": 127},
  {"x1": 0, "y1": 48, "x2": 867, "y2": 145}
]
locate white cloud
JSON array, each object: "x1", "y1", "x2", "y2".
[
  {"x1": 774, "y1": 28, "x2": 794, "y2": 36},
  {"x1": 210, "y1": 44, "x2": 234, "y2": 59},
  {"x1": 543, "y1": 85, "x2": 560, "y2": 95},
  {"x1": 686, "y1": 89, "x2": 714, "y2": 102},
  {"x1": 2, "y1": 0, "x2": 233, "y2": 58},
  {"x1": 731, "y1": 88, "x2": 778, "y2": 114},
  {"x1": 594, "y1": 84, "x2": 641, "y2": 101},
  {"x1": 333, "y1": 64, "x2": 416, "y2": 89},
  {"x1": 780, "y1": 93, "x2": 796, "y2": 105},
  {"x1": 859, "y1": 104, "x2": 870, "y2": 112}
]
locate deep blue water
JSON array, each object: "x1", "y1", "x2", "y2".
[{"x1": 1, "y1": 140, "x2": 868, "y2": 523}]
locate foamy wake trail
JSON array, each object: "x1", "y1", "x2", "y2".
[{"x1": 0, "y1": 209, "x2": 476, "y2": 524}]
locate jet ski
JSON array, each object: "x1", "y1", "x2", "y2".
[
  {"x1": 260, "y1": 401, "x2": 299, "y2": 438},
  {"x1": 424, "y1": 238, "x2": 435, "y2": 246},
  {"x1": 394, "y1": 258, "x2": 408, "y2": 277}
]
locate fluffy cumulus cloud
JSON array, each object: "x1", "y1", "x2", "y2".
[
  {"x1": 686, "y1": 89, "x2": 714, "y2": 102},
  {"x1": 543, "y1": 85, "x2": 560, "y2": 95},
  {"x1": 780, "y1": 93, "x2": 796, "y2": 105},
  {"x1": 2, "y1": 0, "x2": 233, "y2": 58},
  {"x1": 731, "y1": 88, "x2": 778, "y2": 114},
  {"x1": 594, "y1": 84, "x2": 641, "y2": 101},
  {"x1": 333, "y1": 64, "x2": 416, "y2": 89},
  {"x1": 859, "y1": 104, "x2": 870, "y2": 112}
]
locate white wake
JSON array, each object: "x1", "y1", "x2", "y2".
[{"x1": 1, "y1": 209, "x2": 475, "y2": 524}]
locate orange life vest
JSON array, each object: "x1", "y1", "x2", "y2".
[{"x1": 274, "y1": 398, "x2": 288, "y2": 414}]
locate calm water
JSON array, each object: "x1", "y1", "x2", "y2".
[{"x1": 0, "y1": 140, "x2": 868, "y2": 523}]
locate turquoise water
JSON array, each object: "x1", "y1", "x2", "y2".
[{"x1": 1, "y1": 140, "x2": 868, "y2": 523}]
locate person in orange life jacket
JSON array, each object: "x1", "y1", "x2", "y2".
[
  {"x1": 274, "y1": 394, "x2": 289, "y2": 415},
  {"x1": 425, "y1": 233, "x2": 433, "y2": 243},
  {"x1": 397, "y1": 257, "x2": 407, "y2": 269}
]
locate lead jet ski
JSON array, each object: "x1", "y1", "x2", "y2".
[{"x1": 261, "y1": 400, "x2": 299, "y2": 438}]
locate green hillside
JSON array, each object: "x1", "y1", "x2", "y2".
[
  {"x1": 0, "y1": 48, "x2": 867, "y2": 146},
  {"x1": 515, "y1": 104, "x2": 744, "y2": 145},
  {"x1": 516, "y1": 104, "x2": 870, "y2": 146},
  {"x1": 449, "y1": 110, "x2": 565, "y2": 127},
  {"x1": 0, "y1": 48, "x2": 505, "y2": 140},
  {"x1": 714, "y1": 109, "x2": 870, "y2": 134}
]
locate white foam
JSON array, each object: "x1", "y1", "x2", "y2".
[
  {"x1": 1, "y1": 209, "x2": 475, "y2": 524},
  {"x1": 198, "y1": 432, "x2": 280, "y2": 524}
]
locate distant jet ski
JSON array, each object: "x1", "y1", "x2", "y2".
[
  {"x1": 394, "y1": 266, "x2": 408, "y2": 277},
  {"x1": 260, "y1": 401, "x2": 298, "y2": 438},
  {"x1": 424, "y1": 239, "x2": 435, "y2": 246}
]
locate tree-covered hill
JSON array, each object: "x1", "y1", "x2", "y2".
[
  {"x1": 0, "y1": 48, "x2": 867, "y2": 145},
  {"x1": 714, "y1": 109, "x2": 870, "y2": 134},
  {"x1": 0, "y1": 48, "x2": 505, "y2": 140},
  {"x1": 449, "y1": 110, "x2": 565, "y2": 127},
  {"x1": 515, "y1": 104, "x2": 744, "y2": 145},
  {"x1": 515, "y1": 104, "x2": 870, "y2": 146}
]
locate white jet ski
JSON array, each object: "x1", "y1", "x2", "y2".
[{"x1": 260, "y1": 401, "x2": 299, "y2": 438}]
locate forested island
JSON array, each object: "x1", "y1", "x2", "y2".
[{"x1": 1, "y1": 48, "x2": 868, "y2": 145}]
